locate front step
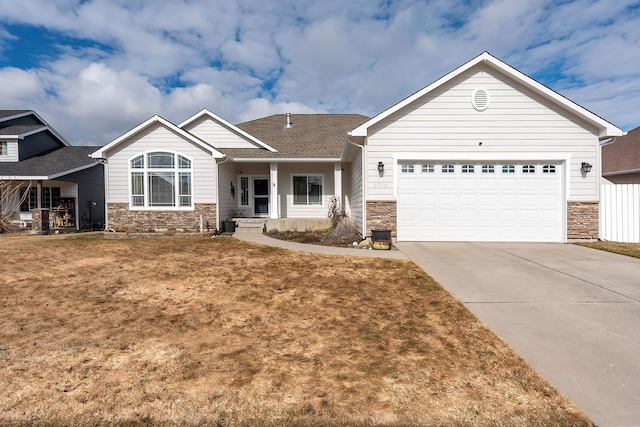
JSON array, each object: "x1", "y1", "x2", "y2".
[{"x1": 233, "y1": 218, "x2": 266, "y2": 234}]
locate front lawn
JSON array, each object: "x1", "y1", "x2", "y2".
[
  {"x1": 0, "y1": 234, "x2": 590, "y2": 426},
  {"x1": 576, "y1": 241, "x2": 640, "y2": 259}
]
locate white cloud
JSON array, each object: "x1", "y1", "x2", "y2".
[{"x1": 0, "y1": 0, "x2": 638, "y2": 146}]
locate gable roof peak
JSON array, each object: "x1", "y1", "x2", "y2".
[{"x1": 350, "y1": 52, "x2": 623, "y2": 139}]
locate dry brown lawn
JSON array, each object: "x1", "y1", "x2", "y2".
[
  {"x1": 0, "y1": 234, "x2": 591, "y2": 426},
  {"x1": 576, "y1": 240, "x2": 640, "y2": 259}
]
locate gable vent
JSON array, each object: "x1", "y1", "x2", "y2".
[{"x1": 472, "y1": 88, "x2": 490, "y2": 111}]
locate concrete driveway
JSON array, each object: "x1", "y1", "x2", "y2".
[{"x1": 395, "y1": 242, "x2": 640, "y2": 427}]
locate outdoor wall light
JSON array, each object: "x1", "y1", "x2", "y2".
[
  {"x1": 581, "y1": 162, "x2": 593, "y2": 174},
  {"x1": 230, "y1": 181, "x2": 235, "y2": 198},
  {"x1": 378, "y1": 161, "x2": 385, "y2": 177}
]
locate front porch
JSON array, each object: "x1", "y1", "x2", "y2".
[
  {"x1": 218, "y1": 160, "x2": 346, "y2": 229},
  {"x1": 231, "y1": 217, "x2": 332, "y2": 234}
]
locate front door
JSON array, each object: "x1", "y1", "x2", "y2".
[{"x1": 253, "y1": 178, "x2": 269, "y2": 216}]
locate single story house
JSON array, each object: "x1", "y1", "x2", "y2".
[
  {"x1": 92, "y1": 52, "x2": 624, "y2": 242},
  {"x1": 0, "y1": 110, "x2": 105, "y2": 232},
  {"x1": 602, "y1": 126, "x2": 640, "y2": 184}
]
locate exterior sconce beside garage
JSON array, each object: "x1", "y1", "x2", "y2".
[
  {"x1": 581, "y1": 162, "x2": 592, "y2": 174},
  {"x1": 377, "y1": 161, "x2": 385, "y2": 177}
]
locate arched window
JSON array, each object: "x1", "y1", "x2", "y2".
[{"x1": 130, "y1": 152, "x2": 192, "y2": 208}]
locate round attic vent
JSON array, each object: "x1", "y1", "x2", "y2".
[{"x1": 472, "y1": 88, "x2": 490, "y2": 111}]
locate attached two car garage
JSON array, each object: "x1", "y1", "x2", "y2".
[{"x1": 397, "y1": 161, "x2": 564, "y2": 242}]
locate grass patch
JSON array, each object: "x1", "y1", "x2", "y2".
[
  {"x1": 575, "y1": 241, "x2": 640, "y2": 259},
  {"x1": 0, "y1": 234, "x2": 591, "y2": 426}
]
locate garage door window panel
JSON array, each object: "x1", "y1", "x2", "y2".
[
  {"x1": 401, "y1": 164, "x2": 415, "y2": 173},
  {"x1": 442, "y1": 164, "x2": 455, "y2": 173},
  {"x1": 482, "y1": 164, "x2": 495, "y2": 173},
  {"x1": 502, "y1": 164, "x2": 515, "y2": 174},
  {"x1": 422, "y1": 164, "x2": 434, "y2": 173},
  {"x1": 543, "y1": 165, "x2": 556, "y2": 174}
]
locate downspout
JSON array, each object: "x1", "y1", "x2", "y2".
[{"x1": 346, "y1": 134, "x2": 366, "y2": 239}]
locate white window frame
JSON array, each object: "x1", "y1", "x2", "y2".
[
  {"x1": 442, "y1": 164, "x2": 455, "y2": 173},
  {"x1": 482, "y1": 164, "x2": 495, "y2": 174},
  {"x1": 502, "y1": 164, "x2": 515, "y2": 174},
  {"x1": 522, "y1": 164, "x2": 536, "y2": 174},
  {"x1": 291, "y1": 174, "x2": 324, "y2": 206},
  {"x1": 421, "y1": 164, "x2": 434, "y2": 173},
  {"x1": 128, "y1": 151, "x2": 194, "y2": 210},
  {"x1": 0, "y1": 141, "x2": 7, "y2": 156},
  {"x1": 401, "y1": 164, "x2": 415, "y2": 173},
  {"x1": 461, "y1": 164, "x2": 475, "y2": 173},
  {"x1": 543, "y1": 164, "x2": 557, "y2": 174}
]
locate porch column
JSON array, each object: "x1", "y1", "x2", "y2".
[
  {"x1": 334, "y1": 162, "x2": 342, "y2": 209},
  {"x1": 36, "y1": 180, "x2": 42, "y2": 209},
  {"x1": 270, "y1": 162, "x2": 278, "y2": 219}
]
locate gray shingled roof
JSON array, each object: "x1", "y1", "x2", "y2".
[
  {"x1": 0, "y1": 125, "x2": 46, "y2": 136},
  {"x1": 226, "y1": 114, "x2": 370, "y2": 159},
  {"x1": 0, "y1": 146, "x2": 102, "y2": 178},
  {"x1": 0, "y1": 110, "x2": 31, "y2": 120}
]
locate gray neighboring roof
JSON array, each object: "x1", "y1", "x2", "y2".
[
  {"x1": 0, "y1": 125, "x2": 46, "y2": 136},
  {"x1": 227, "y1": 114, "x2": 370, "y2": 159},
  {"x1": 0, "y1": 146, "x2": 102, "y2": 179},
  {"x1": 602, "y1": 126, "x2": 640, "y2": 175},
  {"x1": 0, "y1": 110, "x2": 31, "y2": 120}
]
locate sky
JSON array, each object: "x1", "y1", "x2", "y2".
[{"x1": 0, "y1": 0, "x2": 638, "y2": 146}]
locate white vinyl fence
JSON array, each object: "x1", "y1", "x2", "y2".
[{"x1": 600, "y1": 184, "x2": 640, "y2": 242}]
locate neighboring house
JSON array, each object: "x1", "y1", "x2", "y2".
[
  {"x1": 602, "y1": 126, "x2": 640, "y2": 184},
  {"x1": 92, "y1": 52, "x2": 624, "y2": 242},
  {"x1": 0, "y1": 110, "x2": 105, "y2": 232},
  {"x1": 345, "y1": 52, "x2": 623, "y2": 242}
]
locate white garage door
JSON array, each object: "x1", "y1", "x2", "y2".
[{"x1": 397, "y1": 162, "x2": 564, "y2": 242}]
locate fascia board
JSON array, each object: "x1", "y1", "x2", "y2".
[
  {"x1": 179, "y1": 109, "x2": 277, "y2": 152},
  {"x1": 0, "y1": 175, "x2": 49, "y2": 180},
  {"x1": 231, "y1": 158, "x2": 341, "y2": 163},
  {"x1": 48, "y1": 162, "x2": 101, "y2": 179},
  {"x1": 602, "y1": 168, "x2": 640, "y2": 176}
]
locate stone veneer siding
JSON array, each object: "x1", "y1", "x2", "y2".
[
  {"x1": 107, "y1": 203, "x2": 217, "y2": 232},
  {"x1": 567, "y1": 201, "x2": 599, "y2": 240},
  {"x1": 366, "y1": 200, "x2": 397, "y2": 236}
]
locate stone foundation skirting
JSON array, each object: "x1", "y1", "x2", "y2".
[
  {"x1": 366, "y1": 200, "x2": 397, "y2": 236},
  {"x1": 107, "y1": 203, "x2": 217, "y2": 232},
  {"x1": 567, "y1": 201, "x2": 599, "y2": 240}
]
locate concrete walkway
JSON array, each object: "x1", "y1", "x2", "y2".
[
  {"x1": 233, "y1": 230, "x2": 408, "y2": 259},
  {"x1": 396, "y1": 242, "x2": 640, "y2": 427},
  {"x1": 232, "y1": 232, "x2": 640, "y2": 425}
]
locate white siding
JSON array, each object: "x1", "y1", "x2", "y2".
[
  {"x1": 365, "y1": 64, "x2": 600, "y2": 201},
  {"x1": 105, "y1": 123, "x2": 216, "y2": 204},
  {"x1": 348, "y1": 150, "x2": 364, "y2": 234},
  {"x1": 0, "y1": 140, "x2": 19, "y2": 162},
  {"x1": 183, "y1": 116, "x2": 258, "y2": 149},
  {"x1": 218, "y1": 161, "x2": 240, "y2": 223},
  {"x1": 277, "y1": 163, "x2": 335, "y2": 219}
]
